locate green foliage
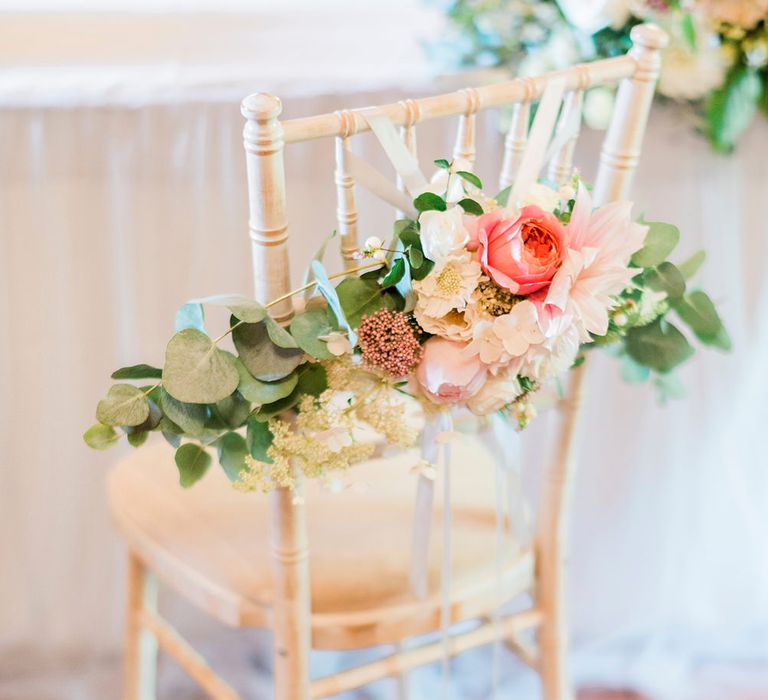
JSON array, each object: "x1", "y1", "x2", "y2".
[
  {"x1": 654, "y1": 372, "x2": 686, "y2": 406},
  {"x1": 673, "y1": 291, "x2": 731, "y2": 350},
  {"x1": 234, "y1": 358, "x2": 299, "y2": 404},
  {"x1": 246, "y1": 416, "x2": 273, "y2": 462},
  {"x1": 413, "y1": 192, "x2": 447, "y2": 212},
  {"x1": 265, "y1": 316, "x2": 299, "y2": 349},
  {"x1": 336, "y1": 276, "x2": 402, "y2": 327},
  {"x1": 626, "y1": 318, "x2": 694, "y2": 373},
  {"x1": 174, "y1": 443, "x2": 211, "y2": 488},
  {"x1": 644, "y1": 261, "x2": 686, "y2": 300},
  {"x1": 111, "y1": 364, "x2": 162, "y2": 380},
  {"x1": 163, "y1": 328, "x2": 240, "y2": 404},
  {"x1": 457, "y1": 198, "x2": 484, "y2": 216},
  {"x1": 456, "y1": 171, "x2": 482, "y2": 189},
  {"x1": 96, "y1": 384, "x2": 150, "y2": 427},
  {"x1": 216, "y1": 432, "x2": 248, "y2": 481},
  {"x1": 397, "y1": 222, "x2": 434, "y2": 280},
  {"x1": 433, "y1": 158, "x2": 450, "y2": 169},
  {"x1": 83, "y1": 423, "x2": 119, "y2": 450},
  {"x1": 214, "y1": 393, "x2": 251, "y2": 429},
  {"x1": 158, "y1": 387, "x2": 207, "y2": 436},
  {"x1": 707, "y1": 65, "x2": 762, "y2": 153},
  {"x1": 233, "y1": 320, "x2": 304, "y2": 382},
  {"x1": 631, "y1": 222, "x2": 680, "y2": 268},
  {"x1": 190, "y1": 294, "x2": 267, "y2": 323},
  {"x1": 495, "y1": 186, "x2": 512, "y2": 207},
  {"x1": 289, "y1": 307, "x2": 336, "y2": 359},
  {"x1": 381, "y1": 257, "x2": 406, "y2": 288},
  {"x1": 310, "y1": 261, "x2": 355, "y2": 341},
  {"x1": 678, "y1": 250, "x2": 706, "y2": 279},
  {"x1": 620, "y1": 354, "x2": 651, "y2": 384},
  {"x1": 127, "y1": 430, "x2": 149, "y2": 448}
]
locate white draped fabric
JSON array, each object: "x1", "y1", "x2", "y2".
[{"x1": 1, "y1": 7, "x2": 767, "y2": 698}]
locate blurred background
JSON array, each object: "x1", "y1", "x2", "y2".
[{"x1": 1, "y1": 1, "x2": 766, "y2": 698}]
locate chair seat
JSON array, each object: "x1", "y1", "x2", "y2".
[{"x1": 108, "y1": 433, "x2": 534, "y2": 650}]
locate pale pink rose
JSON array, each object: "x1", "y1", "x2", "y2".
[
  {"x1": 416, "y1": 337, "x2": 487, "y2": 404},
  {"x1": 473, "y1": 206, "x2": 566, "y2": 295}
]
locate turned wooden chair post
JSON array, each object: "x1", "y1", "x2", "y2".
[
  {"x1": 536, "y1": 24, "x2": 668, "y2": 700},
  {"x1": 242, "y1": 93, "x2": 312, "y2": 700}
]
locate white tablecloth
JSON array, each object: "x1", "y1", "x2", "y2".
[{"x1": 1, "y1": 9, "x2": 767, "y2": 698}]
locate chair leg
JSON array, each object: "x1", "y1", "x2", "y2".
[
  {"x1": 538, "y1": 616, "x2": 573, "y2": 700},
  {"x1": 124, "y1": 551, "x2": 159, "y2": 700}
]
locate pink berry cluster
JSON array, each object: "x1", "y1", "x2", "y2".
[{"x1": 357, "y1": 309, "x2": 423, "y2": 377}]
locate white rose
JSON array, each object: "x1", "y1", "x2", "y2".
[
  {"x1": 467, "y1": 373, "x2": 523, "y2": 416},
  {"x1": 556, "y1": 0, "x2": 631, "y2": 32},
  {"x1": 583, "y1": 86, "x2": 616, "y2": 131},
  {"x1": 418, "y1": 206, "x2": 469, "y2": 262}
]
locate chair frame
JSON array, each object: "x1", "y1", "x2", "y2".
[{"x1": 122, "y1": 23, "x2": 667, "y2": 700}]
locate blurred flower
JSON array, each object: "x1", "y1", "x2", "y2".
[
  {"x1": 556, "y1": 0, "x2": 633, "y2": 32},
  {"x1": 693, "y1": 0, "x2": 768, "y2": 29},
  {"x1": 416, "y1": 337, "x2": 487, "y2": 404},
  {"x1": 318, "y1": 331, "x2": 353, "y2": 356},
  {"x1": 583, "y1": 86, "x2": 616, "y2": 130}
]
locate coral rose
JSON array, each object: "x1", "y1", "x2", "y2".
[
  {"x1": 473, "y1": 206, "x2": 566, "y2": 295},
  {"x1": 416, "y1": 337, "x2": 487, "y2": 405}
]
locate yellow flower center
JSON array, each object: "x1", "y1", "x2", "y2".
[{"x1": 436, "y1": 264, "x2": 462, "y2": 296}]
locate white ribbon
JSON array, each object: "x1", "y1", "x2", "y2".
[
  {"x1": 344, "y1": 150, "x2": 417, "y2": 217},
  {"x1": 510, "y1": 76, "x2": 567, "y2": 206}
]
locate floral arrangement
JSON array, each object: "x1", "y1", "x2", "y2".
[
  {"x1": 434, "y1": 0, "x2": 768, "y2": 151},
  {"x1": 84, "y1": 160, "x2": 728, "y2": 491}
]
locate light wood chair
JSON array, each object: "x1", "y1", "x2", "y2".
[{"x1": 109, "y1": 23, "x2": 668, "y2": 700}]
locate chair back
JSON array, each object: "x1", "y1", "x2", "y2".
[{"x1": 240, "y1": 23, "x2": 668, "y2": 699}]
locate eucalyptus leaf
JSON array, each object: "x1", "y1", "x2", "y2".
[
  {"x1": 456, "y1": 170, "x2": 482, "y2": 189},
  {"x1": 336, "y1": 276, "x2": 402, "y2": 327},
  {"x1": 265, "y1": 316, "x2": 299, "y2": 349},
  {"x1": 457, "y1": 198, "x2": 484, "y2": 216},
  {"x1": 310, "y1": 260, "x2": 355, "y2": 343},
  {"x1": 174, "y1": 443, "x2": 212, "y2": 488},
  {"x1": 289, "y1": 307, "x2": 335, "y2": 359},
  {"x1": 626, "y1": 318, "x2": 694, "y2": 373},
  {"x1": 413, "y1": 192, "x2": 447, "y2": 212},
  {"x1": 162, "y1": 431, "x2": 181, "y2": 448},
  {"x1": 175, "y1": 303, "x2": 205, "y2": 333},
  {"x1": 706, "y1": 65, "x2": 761, "y2": 153},
  {"x1": 214, "y1": 393, "x2": 251, "y2": 429},
  {"x1": 217, "y1": 432, "x2": 249, "y2": 481},
  {"x1": 408, "y1": 247, "x2": 424, "y2": 268},
  {"x1": 83, "y1": 423, "x2": 120, "y2": 450},
  {"x1": 96, "y1": 384, "x2": 150, "y2": 427},
  {"x1": 252, "y1": 363, "x2": 328, "y2": 421},
  {"x1": 163, "y1": 328, "x2": 240, "y2": 404},
  {"x1": 234, "y1": 357, "x2": 299, "y2": 403},
  {"x1": 495, "y1": 186, "x2": 512, "y2": 207},
  {"x1": 233, "y1": 321, "x2": 304, "y2": 382},
  {"x1": 620, "y1": 354, "x2": 651, "y2": 384},
  {"x1": 645, "y1": 262, "x2": 686, "y2": 299},
  {"x1": 132, "y1": 399, "x2": 162, "y2": 432},
  {"x1": 673, "y1": 291, "x2": 730, "y2": 349},
  {"x1": 381, "y1": 257, "x2": 406, "y2": 288},
  {"x1": 678, "y1": 250, "x2": 706, "y2": 280},
  {"x1": 127, "y1": 430, "x2": 149, "y2": 448},
  {"x1": 246, "y1": 415, "x2": 274, "y2": 462},
  {"x1": 631, "y1": 221, "x2": 680, "y2": 268},
  {"x1": 654, "y1": 372, "x2": 686, "y2": 406},
  {"x1": 111, "y1": 364, "x2": 162, "y2": 380},
  {"x1": 158, "y1": 387, "x2": 208, "y2": 436}
]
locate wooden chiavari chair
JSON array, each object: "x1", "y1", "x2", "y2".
[{"x1": 109, "y1": 23, "x2": 668, "y2": 700}]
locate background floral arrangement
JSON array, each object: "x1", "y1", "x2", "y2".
[
  {"x1": 433, "y1": 0, "x2": 768, "y2": 151},
  {"x1": 84, "y1": 160, "x2": 728, "y2": 491}
]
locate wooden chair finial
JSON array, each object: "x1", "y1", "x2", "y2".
[{"x1": 241, "y1": 92, "x2": 283, "y2": 122}]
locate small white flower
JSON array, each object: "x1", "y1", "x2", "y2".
[
  {"x1": 319, "y1": 332, "x2": 353, "y2": 356},
  {"x1": 413, "y1": 307, "x2": 473, "y2": 341},
  {"x1": 413, "y1": 252, "x2": 481, "y2": 318},
  {"x1": 360, "y1": 236, "x2": 386, "y2": 260},
  {"x1": 418, "y1": 206, "x2": 470, "y2": 262},
  {"x1": 658, "y1": 23, "x2": 727, "y2": 100}
]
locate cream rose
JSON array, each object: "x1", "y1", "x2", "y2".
[{"x1": 419, "y1": 206, "x2": 469, "y2": 262}]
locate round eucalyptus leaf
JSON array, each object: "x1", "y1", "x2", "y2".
[
  {"x1": 96, "y1": 384, "x2": 150, "y2": 427},
  {"x1": 233, "y1": 321, "x2": 304, "y2": 382},
  {"x1": 83, "y1": 423, "x2": 119, "y2": 450},
  {"x1": 631, "y1": 222, "x2": 680, "y2": 268},
  {"x1": 163, "y1": 328, "x2": 240, "y2": 404},
  {"x1": 216, "y1": 432, "x2": 249, "y2": 482},
  {"x1": 626, "y1": 319, "x2": 694, "y2": 373},
  {"x1": 234, "y1": 358, "x2": 299, "y2": 404},
  {"x1": 265, "y1": 316, "x2": 299, "y2": 349},
  {"x1": 645, "y1": 262, "x2": 686, "y2": 300},
  {"x1": 111, "y1": 364, "x2": 162, "y2": 380},
  {"x1": 174, "y1": 443, "x2": 212, "y2": 488},
  {"x1": 188, "y1": 294, "x2": 267, "y2": 323},
  {"x1": 158, "y1": 387, "x2": 208, "y2": 436},
  {"x1": 289, "y1": 308, "x2": 335, "y2": 360},
  {"x1": 127, "y1": 430, "x2": 149, "y2": 448}
]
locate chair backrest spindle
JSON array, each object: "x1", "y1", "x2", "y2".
[
  {"x1": 452, "y1": 88, "x2": 480, "y2": 166},
  {"x1": 334, "y1": 122, "x2": 361, "y2": 268},
  {"x1": 499, "y1": 101, "x2": 530, "y2": 191},
  {"x1": 396, "y1": 98, "x2": 421, "y2": 217},
  {"x1": 547, "y1": 89, "x2": 584, "y2": 187}
]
